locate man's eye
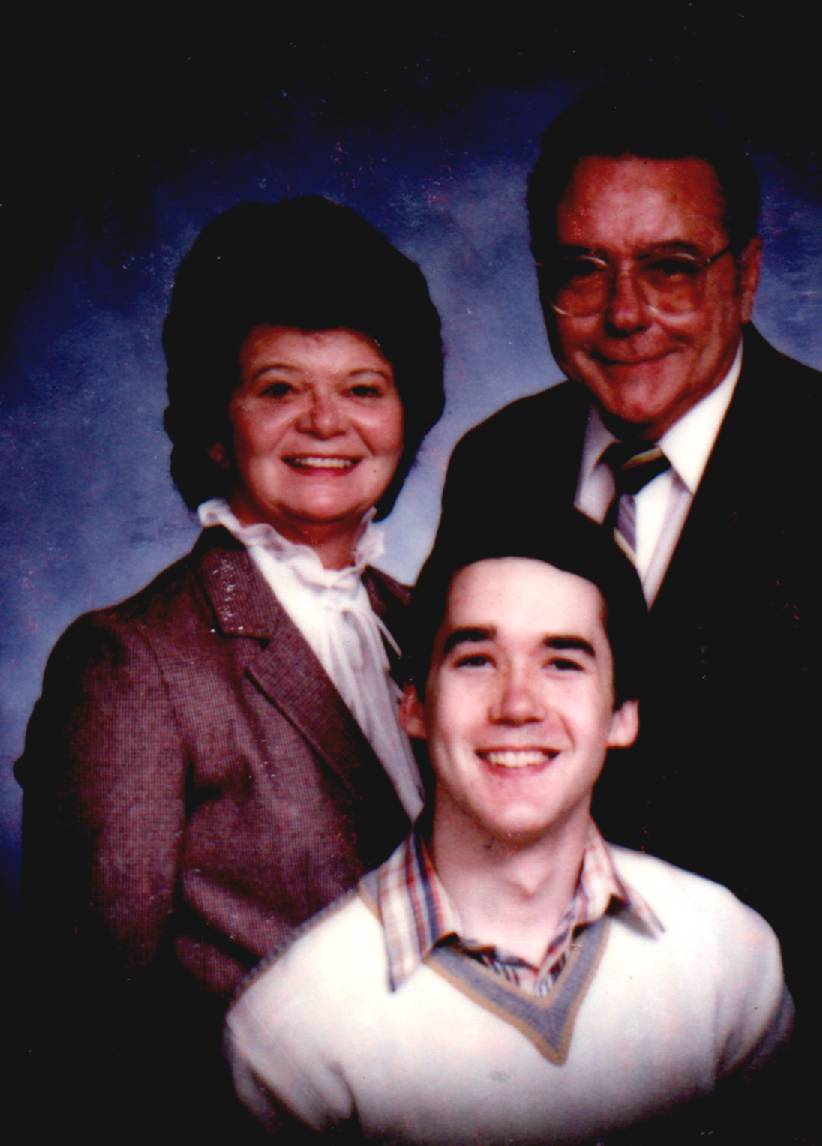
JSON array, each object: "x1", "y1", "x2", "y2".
[
  {"x1": 563, "y1": 257, "x2": 608, "y2": 283},
  {"x1": 549, "y1": 657, "x2": 583, "y2": 673},
  {"x1": 644, "y1": 256, "x2": 701, "y2": 281},
  {"x1": 260, "y1": 381, "x2": 293, "y2": 398}
]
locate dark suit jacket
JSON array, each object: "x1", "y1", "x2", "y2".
[
  {"x1": 16, "y1": 525, "x2": 411, "y2": 1136},
  {"x1": 440, "y1": 325, "x2": 820, "y2": 1005}
]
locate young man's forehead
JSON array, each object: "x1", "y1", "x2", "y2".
[{"x1": 438, "y1": 558, "x2": 608, "y2": 639}]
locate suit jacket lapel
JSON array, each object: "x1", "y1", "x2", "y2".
[
  {"x1": 536, "y1": 383, "x2": 591, "y2": 510},
  {"x1": 651, "y1": 325, "x2": 767, "y2": 620},
  {"x1": 195, "y1": 528, "x2": 391, "y2": 797}
]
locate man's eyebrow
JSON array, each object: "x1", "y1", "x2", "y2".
[
  {"x1": 544, "y1": 635, "x2": 596, "y2": 658},
  {"x1": 441, "y1": 627, "x2": 495, "y2": 658},
  {"x1": 553, "y1": 241, "x2": 705, "y2": 259}
]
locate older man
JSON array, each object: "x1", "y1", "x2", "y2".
[
  {"x1": 227, "y1": 514, "x2": 791, "y2": 1143},
  {"x1": 438, "y1": 87, "x2": 820, "y2": 1008}
]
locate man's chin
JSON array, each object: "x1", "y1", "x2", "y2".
[{"x1": 596, "y1": 399, "x2": 660, "y2": 442}]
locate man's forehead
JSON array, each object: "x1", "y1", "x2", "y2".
[{"x1": 558, "y1": 154, "x2": 727, "y2": 238}]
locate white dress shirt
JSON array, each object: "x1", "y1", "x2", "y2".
[{"x1": 575, "y1": 345, "x2": 742, "y2": 604}]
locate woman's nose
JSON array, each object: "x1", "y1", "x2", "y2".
[{"x1": 298, "y1": 389, "x2": 346, "y2": 437}]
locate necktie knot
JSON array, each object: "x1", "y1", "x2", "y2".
[
  {"x1": 600, "y1": 441, "x2": 671, "y2": 555},
  {"x1": 601, "y1": 441, "x2": 671, "y2": 497}
]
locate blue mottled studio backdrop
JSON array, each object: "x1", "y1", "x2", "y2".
[{"x1": 3, "y1": 17, "x2": 822, "y2": 907}]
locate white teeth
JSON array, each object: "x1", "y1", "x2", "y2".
[
  {"x1": 483, "y1": 750, "x2": 553, "y2": 769},
  {"x1": 287, "y1": 456, "x2": 356, "y2": 469}
]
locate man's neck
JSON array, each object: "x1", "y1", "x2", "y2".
[{"x1": 430, "y1": 805, "x2": 590, "y2": 967}]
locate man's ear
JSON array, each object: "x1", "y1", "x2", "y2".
[
  {"x1": 607, "y1": 699, "x2": 639, "y2": 750},
  {"x1": 739, "y1": 236, "x2": 762, "y2": 324},
  {"x1": 208, "y1": 441, "x2": 231, "y2": 470},
  {"x1": 400, "y1": 683, "x2": 427, "y2": 741}
]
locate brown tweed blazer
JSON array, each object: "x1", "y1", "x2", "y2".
[{"x1": 17, "y1": 526, "x2": 411, "y2": 1002}]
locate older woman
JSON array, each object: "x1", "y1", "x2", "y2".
[{"x1": 17, "y1": 198, "x2": 444, "y2": 1135}]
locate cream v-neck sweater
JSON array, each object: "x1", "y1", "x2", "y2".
[{"x1": 227, "y1": 846, "x2": 791, "y2": 1145}]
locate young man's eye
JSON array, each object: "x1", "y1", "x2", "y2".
[
  {"x1": 453, "y1": 653, "x2": 491, "y2": 669},
  {"x1": 549, "y1": 657, "x2": 583, "y2": 673}
]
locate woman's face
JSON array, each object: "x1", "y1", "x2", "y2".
[{"x1": 219, "y1": 325, "x2": 404, "y2": 564}]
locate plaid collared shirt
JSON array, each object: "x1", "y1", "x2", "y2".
[{"x1": 370, "y1": 823, "x2": 662, "y2": 995}]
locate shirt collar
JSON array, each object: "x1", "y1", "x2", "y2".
[
  {"x1": 579, "y1": 341, "x2": 742, "y2": 494},
  {"x1": 197, "y1": 497, "x2": 384, "y2": 589},
  {"x1": 369, "y1": 823, "x2": 662, "y2": 992}
]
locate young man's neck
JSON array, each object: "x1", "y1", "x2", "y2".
[{"x1": 429, "y1": 804, "x2": 591, "y2": 967}]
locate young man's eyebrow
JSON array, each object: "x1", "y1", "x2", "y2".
[
  {"x1": 441, "y1": 627, "x2": 495, "y2": 659},
  {"x1": 544, "y1": 635, "x2": 596, "y2": 658}
]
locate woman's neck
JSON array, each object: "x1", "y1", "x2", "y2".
[{"x1": 228, "y1": 496, "x2": 366, "y2": 570}]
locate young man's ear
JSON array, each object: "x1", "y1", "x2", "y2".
[
  {"x1": 607, "y1": 699, "x2": 639, "y2": 750},
  {"x1": 400, "y1": 683, "x2": 427, "y2": 741}
]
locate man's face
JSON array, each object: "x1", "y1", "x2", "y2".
[
  {"x1": 402, "y1": 558, "x2": 638, "y2": 848},
  {"x1": 546, "y1": 156, "x2": 761, "y2": 440}
]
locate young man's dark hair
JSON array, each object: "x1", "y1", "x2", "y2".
[{"x1": 409, "y1": 509, "x2": 647, "y2": 707}]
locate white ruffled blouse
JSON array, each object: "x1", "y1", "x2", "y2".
[{"x1": 198, "y1": 498, "x2": 423, "y2": 820}]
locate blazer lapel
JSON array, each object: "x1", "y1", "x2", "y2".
[
  {"x1": 195, "y1": 528, "x2": 389, "y2": 797},
  {"x1": 651, "y1": 325, "x2": 767, "y2": 620}
]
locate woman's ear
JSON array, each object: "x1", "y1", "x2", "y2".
[{"x1": 400, "y1": 683, "x2": 427, "y2": 741}]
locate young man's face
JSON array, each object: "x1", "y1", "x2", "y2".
[{"x1": 402, "y1": 558, "x2": 638, "y2": 847}]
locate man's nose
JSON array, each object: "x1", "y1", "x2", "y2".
[
  {"x1": 489, "y1": 667, "x2": 546, "y2": 725},
  {"x1": 298, "y1": 389, "x2": 346, "y2": 437},
  {"x1": 604, "y1": 267, "x2": 650, "y2": 334}
]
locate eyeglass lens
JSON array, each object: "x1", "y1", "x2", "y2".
[{"x1": 551, "y1": 252, "x2": 722, "y2": 317}]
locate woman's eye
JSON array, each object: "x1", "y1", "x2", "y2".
[{"x1": 348, "y1": 384, "x2": 382, "y2": 398}]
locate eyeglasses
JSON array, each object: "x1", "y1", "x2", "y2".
[{"x1": 545, "y1": 245, "x2": 733, "y2": 318}]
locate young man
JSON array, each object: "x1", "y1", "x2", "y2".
[{"x1": 227, "y1": 515, "x2": 791, "y2": 1144}]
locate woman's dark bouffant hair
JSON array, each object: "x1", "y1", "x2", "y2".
[{"x1": 163, "y1": 197, "x2": 445, "y2": 517}]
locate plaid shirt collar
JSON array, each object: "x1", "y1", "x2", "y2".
[{"x1": 368, "y1": 822, "x2": 663, "y2": 991}]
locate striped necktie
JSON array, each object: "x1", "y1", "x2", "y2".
[{"x1": 601, "y1": 441, "x2": 671, "y2": 556}]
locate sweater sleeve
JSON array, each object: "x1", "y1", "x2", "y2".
[{"x1": 705, "y1": 885, "x2": 793, "y2": 1077}]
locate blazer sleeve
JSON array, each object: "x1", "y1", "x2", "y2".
[{"x1": 17, "y1": 610, "x2": 189, "y2": 979}]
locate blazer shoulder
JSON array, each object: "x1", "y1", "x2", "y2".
[
  {"x1": 740, "y1": 326, "x2": 822, "y2": 419},
  {"x1": 452, "y1": 380, "x2": 585, "y2": 455},
  {"x1": 22, "y1": 531, "x2": 247, "y2": 723},
  {"x1": 61, "y1": 528, "x2": 257, "y2": 652}
]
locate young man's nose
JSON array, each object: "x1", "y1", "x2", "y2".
[{"x1": 489, "y1": 668, "x2": 547, "y2": 725}]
